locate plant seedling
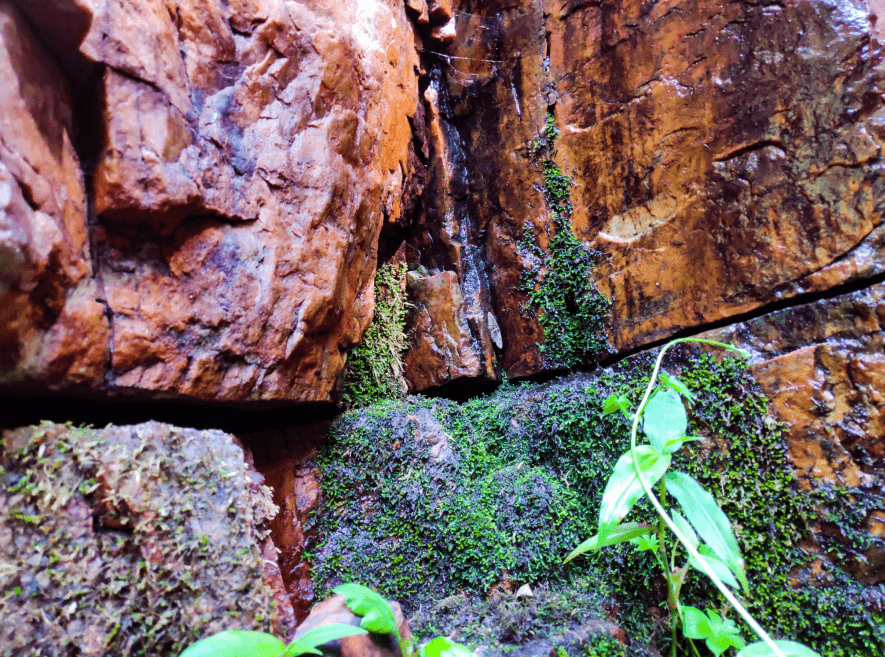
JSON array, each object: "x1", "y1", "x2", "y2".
[
  {"x1": 179, "y1": 624, "x2": 368, "y2": 657},
  {"x1": 565, "y1": 338, "x2": 822, "y2": 657}
]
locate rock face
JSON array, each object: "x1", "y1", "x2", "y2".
[
  {"x1": 399, "y1": 0, "x2": 885, "y2": 388},
  {"x1": 699, "y1": 283, "x2": 885, "y2": 586},
  {"x1": 1, "y1": 0, "x2": 423, "y2": 402},
  {"x1": 0, "y1": 421, "x2": 291, "y2": 654},
  {"x1": 0, "y1": 3, "x2": 109, "y2": 391}
]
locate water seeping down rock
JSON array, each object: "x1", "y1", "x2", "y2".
[{"x1": 3, "y1": 0, "x2": 885, "y2": 654}]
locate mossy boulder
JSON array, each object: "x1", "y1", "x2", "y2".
[
  {"x1": 311, "y1": 354, "x2": 885, "y2": 655},
  {"x1": 0, "y1": 421, "x2": 286, "y2": 655}
]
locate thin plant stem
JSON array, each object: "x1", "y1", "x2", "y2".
[
  {"x1": 628, "y1": 338, "x2": 788, "y2": 657},
  {"x1": 689, "y1": 637, "x2": 704, "y2": 657}
]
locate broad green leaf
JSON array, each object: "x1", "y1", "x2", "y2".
[
  {"x1": 681, "y1": 607, "x2": 744, "y2": 657},
  {"x1": 333, "y1": 583, "x2": 399, "y2": 636},
  {"x1": 681, "y1": 606, "x2": 712, "y2": 640},
  {"x1": 671, "y1": 510, "x2": 699, "y2": 548},
  {"x1": 736, "y1": 640, "x2": 822, "y2": 657},
  {"x1": 689, "y1": 545, "x2": 740, "y2": 590},
  {"x1": 603, "y1": 394, "x2": 633, "y2": 419},
  {"x1": 564, "y1": 523, "x2": 654, "y2": 562},
  {"x1": 286, "y1": 623, "x2": 368, "y2": 655},
  {"x1": 598, "y1": 447, "x2": 671, "y2": 537},
  {"x1": 420, "y1": 637, "x2": 473, "y2": 657},
  {"x1": 179, "y1": 631, "x2": 285, "y2": 657},
  {"x1": 665, "y1": 471, "x2": 749, "y2": 594},
  {"x1": 660, "y1": 372, "x2": 696, "y2": 403},
  {"x1": 643, "y1": 389, "x2": 687, "y2": 454}
]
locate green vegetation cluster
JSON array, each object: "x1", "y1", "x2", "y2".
[
  {"x1": 0, "y1": 422, "x2": 278, "y2": 656},
  {"x1": 520, "y1": 112, "x2": 610, "y2": 369},
  {"x1": 311, "y1": 353, "x2": 885, "y2": 655},
  {"x1": 341, "y1": 261, "x2": 410, "y2": 409}
]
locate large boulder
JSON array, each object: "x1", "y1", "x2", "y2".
[
  {"x1": 0, "y1": 421, "x2": 293, "y2": 654},
  {"x1": 400, "y1": 0, "x2": 885, "y2": 389},
  {"x1": 1, "y1": 0, "x2": 423, "y2": 402}
]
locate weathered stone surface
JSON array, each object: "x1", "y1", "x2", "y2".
[
  {"x1": 0, "y1": 2, "x2": 109, "y2": 390},
  {"x1": 403, "y1": 0, "x2": 885, "y2": 387},
  {"x1": 245, "y1": 423, "x2": 328, "y2": 623},
  {"x1": 404, "y1": 269, "x2": 494, "y2": 391},
  {"x1": 293, "y1": 593, "x2": 413, "y2": 657},
  {"x1": 555, "y1": 0, "x2": 885, "y2": 353},
  {"x1": 0, "y1": 421, "x2": 289, "y2": 654},
  {"x1": 1, "y1": 0, "x2": 424, "y2": 402},
  {"x1": 699, "y1": 283, "x2": 885, "y2": 585}
]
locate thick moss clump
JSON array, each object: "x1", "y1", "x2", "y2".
[
  {"x1": 0, "y1": 422, "x2": 279, "y2": 656},
  {"x1": 311, "y1": 354, "x2": 884, "y2": 655},
  {"x1": 519, "y1": 112, "x2": 610, "y2": 369},
  {"x1": 341, "y1": 261, "x2": 410, "y2": 408}
]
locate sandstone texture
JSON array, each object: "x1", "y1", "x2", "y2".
[
  {"x1": 293, "y1": 594, "x2": 413, "y2": 657},
  {"x1": 0, "y1": 3, "x2": 109, "y2": 391},
  {"x1": 1, "y1": 0, "x2": 424, "y2": 402},
  {"x1": 699, "y1": 283, "x2": 885, "y2": 586},
  {"x1": 399, "y1": 0, "x2": 885, "y2": 387},
  {"x1": 0, "y1": 421, "x2": 291, "y2": 654}
]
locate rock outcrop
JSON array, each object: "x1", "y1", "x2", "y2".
[
  {"x1": 1, "y1": 0, "x2": 424, "y2": 402},
  {"x1": 399, "y1": 0, "x2": 885, "y2": 389},
  {"x1": 0, "y1": 421, "x2": 291, "y2": 654}
]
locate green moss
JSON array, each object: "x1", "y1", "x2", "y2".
[
  {"x1": 312, "y1": 353, "x2": 885, "y2": 655},
  {"x1": 520, "y1": 110, "x2": 610, "y2": 369},
  {"x1": 341, "y1": 261, "x2": 410, "y2": 408},
  {"x1": 0, "y1": 422, "x2": 277, "y2": 656}
]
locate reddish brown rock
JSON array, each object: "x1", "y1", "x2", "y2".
[
  {"x1": 0, "y1": 2, "x2": 109, "y2": 390},
  {"x1": 404, "y1": 0, "x2": 885, "y2": 387},
  {"x1": 698, "y1": 283, "x2": 885, "y2": 585},
  {"x1": 244, "y1": 423, "x2": 329, "y2": 623},
  {"x1": 1, "y1": 0, "x2": 424, "y2": 402},
  {"x1": 405, "y1": 269, "x2": 497, "y2": 391},
  {"x1": 293, "y1": 593, "x2": 413, "y2": 657}
]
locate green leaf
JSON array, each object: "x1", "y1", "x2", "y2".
[
  {"x1": 681, "y1": 607, "x2": 744, "y2": 657},
  {"x1": 671, "y1": 510, "x2": 699, "y2": 548},
  {"x1": 286, "y1": 623, "x2": 368, "y2": 655},
  {"x1": 688, "y1": 546, "x2": 740, "y2": 590},
  {"x1": 665, "y1": 471, "x2": 749, "y2": 594},
  {"x1": 681, "y1": 606, "x2": 712, "y2": 640},
  {"x1": 564, "y1": 523, "x2": 654, "y2": 562},
  {"x1": 736, "y1": 640, "x2": 822, "y2": 657},
  {"x1": 420, "y1": 637, "x2": 473, "y2": 657},
  {"x1": 282, "y1": 640, "x2": 322, "y2": 656},
  {"x1": 598, "y1": 447, "x2": 671, "y2": 537},
  {"x1": 628, "y1": 532, "x2": 659, "y2": 553},
  {"x1": 660, "y1": 372, "x2": 696, "y2": 403},
  {"x1": 333, "y1": 584, "x2": 400, "y2": 637},
  {"x1": 602, "y1": 394, "x2": 633, "y2": 419},
  {"x1": 179, "y1": 631, "x2": 285, "y2": 657},
  {"x1": 643, "y1": 389, "x2": 687, "y2": 454}
]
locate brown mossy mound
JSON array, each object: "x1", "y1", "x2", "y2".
[{"x1": 0, "y1": 421, "x2": 280, "y2": 656}]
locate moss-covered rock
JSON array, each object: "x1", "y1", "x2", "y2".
[
  {"x1": 311, "y1": 354, "x2": 885, "y2": 655},
  {"x1": 0, "y1": 421, "x2": 283, "y2": 656}
]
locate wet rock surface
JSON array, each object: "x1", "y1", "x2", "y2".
[
  {"x1": 399, "y1": 0, "x2": 885, "y2": 388},
  {"x1": 0, "y1": 421, "x2": 289, "y2": 654},
  {"x1": 698, "y1": 282, "x2": 885, "y2": 586}
]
